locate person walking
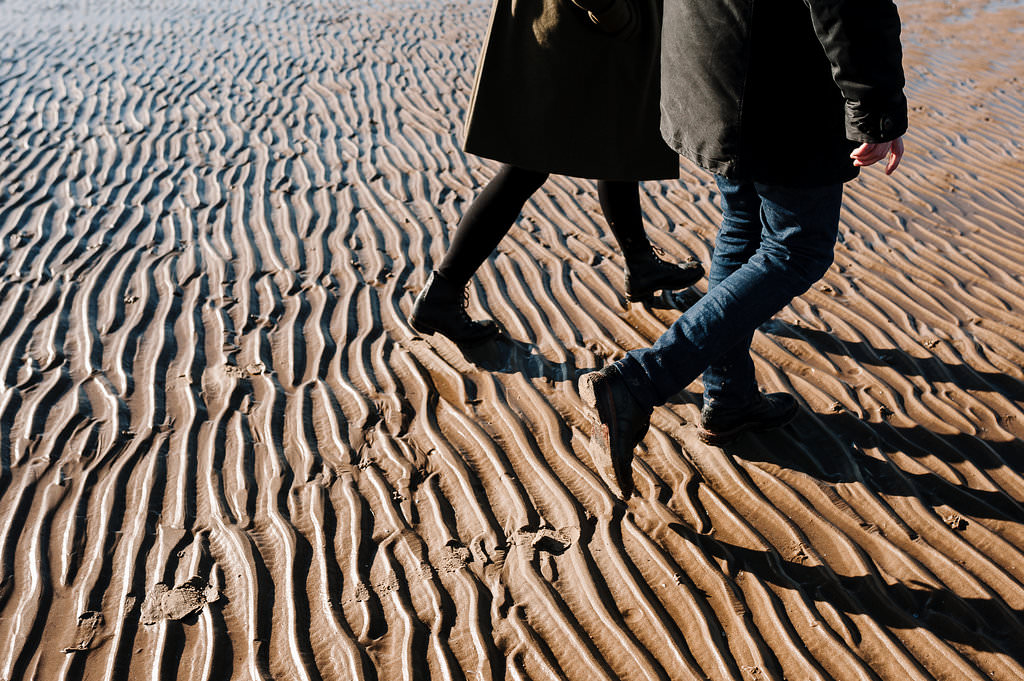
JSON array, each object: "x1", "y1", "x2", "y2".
[
  {"x1": 409, "y1": 0, "x2": 704, "y2": 345},
  {"x1": 579, "y1": 0, "x2": 908, "y2": 496}
]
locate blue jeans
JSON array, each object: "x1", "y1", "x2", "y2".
[{"x1": 617, "y1": 177, "x2": 844, "y2": 409}]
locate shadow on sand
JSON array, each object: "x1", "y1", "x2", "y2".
[{"x1": 667, "y1": 523, "x2": 1024, "y2": 662}]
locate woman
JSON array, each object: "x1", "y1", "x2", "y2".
[{"x1": 409, "y1": 0, "x2": 703, "y2": 344}]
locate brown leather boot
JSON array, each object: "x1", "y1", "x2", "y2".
[{"x1": 579, "y1": 364, "x2": 652, "y2": 498}]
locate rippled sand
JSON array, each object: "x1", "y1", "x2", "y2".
[{"x1": 0, "y1": 0, "x2": 1021, "y2": 679}]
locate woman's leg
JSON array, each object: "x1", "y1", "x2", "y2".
[
  {"x1": 410, "y1": 164, "x2": 547, "y2": 344},
  {"x1": 597, "y1": 180, "x2": 704, "y2": 301},
  {"x1": 596, "y1": 180, "x2": 649, "y2": 256},
  {"x1": 437, "y1": 164, "x2": 548, "y2": 287}
]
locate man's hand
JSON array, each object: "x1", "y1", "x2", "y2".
[{"x1": 851, "y1": 137, "x2": 904, "y2": 175}]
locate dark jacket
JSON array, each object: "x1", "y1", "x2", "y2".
[
  {"x1": 463, "y1": 0, "x2": 679, "y2": 181},
  {"x1": 660, "y1": 0, "x2": 908, "y2": 185}
]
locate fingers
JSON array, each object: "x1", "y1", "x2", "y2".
[
  {"x1": 850, "y1": 142, "x2": 888, "y2": 167},
  {"x1": 850, "y1": 138, "x2": 904, "y2": 175},
  {"x1": 884, "y1": 137, "x2": 904, "y2": 175}
]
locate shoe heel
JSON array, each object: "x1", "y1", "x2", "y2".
[{"x1": 625, "y1": 291, "x2": 655, "y2": 304}]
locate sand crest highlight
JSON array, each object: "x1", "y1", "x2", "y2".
[{"x1": 0, "y1": 0, "x2": 1021, "y2": 679}]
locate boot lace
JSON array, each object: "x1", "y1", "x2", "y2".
[{"x1": 457, "y1": 288, "x2": 477, "y2": 326}]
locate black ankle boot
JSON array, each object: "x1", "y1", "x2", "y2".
[
  {"x1": 624, "y1": 250, "x2": 704, "y2": 302},
  {"x1": 409, "y1": 271, "x2": 499, "y2": 344},
  {"x1": 698, "y1": 392, "x2": 799, "y2": 445}
]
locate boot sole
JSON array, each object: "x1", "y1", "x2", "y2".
[
  {"x1": 408, "y1": 315, "x2": 498, "y2": 345},
  {"x1": 579, "y1": 372, "x2": 635, "y2": 498}
]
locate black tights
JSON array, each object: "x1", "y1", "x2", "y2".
[{"x1": 437, "y1": 164, "x2": 653, "y2": 287}]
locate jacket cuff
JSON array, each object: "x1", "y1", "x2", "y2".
[{"x1": 844, "y1": 94, "x2": 908, "y2": 143}]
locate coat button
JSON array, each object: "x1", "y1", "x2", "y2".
[{"x1": 881, "y1": 116, "x2": 894, "y2": 133}]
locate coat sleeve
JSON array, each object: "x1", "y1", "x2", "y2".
[{"x1": 804, "y1": 0, "x2": 908, "y2": 143}]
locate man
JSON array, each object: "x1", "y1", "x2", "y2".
[{"x1": 579, "y1": 0, "x2": 908, "y2": 497}]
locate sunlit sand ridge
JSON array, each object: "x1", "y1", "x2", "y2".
[{"x1": 0, "y1": 0, "x2": 1021, "y2": 679}]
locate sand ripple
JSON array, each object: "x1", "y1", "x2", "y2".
[{"x1": 0, "y1": 0, "x2": 1021, "y2": 679}]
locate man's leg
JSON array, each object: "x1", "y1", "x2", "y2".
[
  {"x1": 581, "y1": 178, "x2": 843, "y2": 493},
  {"x1": 581, "y1": 178, "x2": 843, "y2": 489},
  {"x1": 615, "y1": 179, "x2": 844, "y2": 409},
  {"x1": 700, "y1": 177, "x2": 765, "y2": 410}
]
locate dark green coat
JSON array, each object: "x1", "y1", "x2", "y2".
[
  {"x1": 463, "y1": 0, "x2": 678, "y2": 181},
  {"x1": 660, "y1": 0, "x2": 908, "y2": 185}
]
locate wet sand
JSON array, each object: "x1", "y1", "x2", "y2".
[{"x1": 0, "y1": 0, "x2": 1021, "y2": 679}]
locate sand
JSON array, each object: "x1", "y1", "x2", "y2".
[{"x1": 0, "y1": 0, "x2": 1021, "y2": 679}]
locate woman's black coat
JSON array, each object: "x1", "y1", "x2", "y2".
[
  {"x1": 463, "y1": 0, "x2": 679, "y2": 181},
  {"x1": 660, "y1": 0, "x2": 908, "y2": 186}
]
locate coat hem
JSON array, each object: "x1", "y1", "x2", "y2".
[
  {"x1": 462, "y1": 141, "x2": 680, "y2": 182},
  {"x1": 662, "y1": 131, "x2": 860, "y2": 186}
]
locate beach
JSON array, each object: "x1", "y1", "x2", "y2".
[{"x1": 0, "y1": 0, "x2": 1022, "y2": 679}]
